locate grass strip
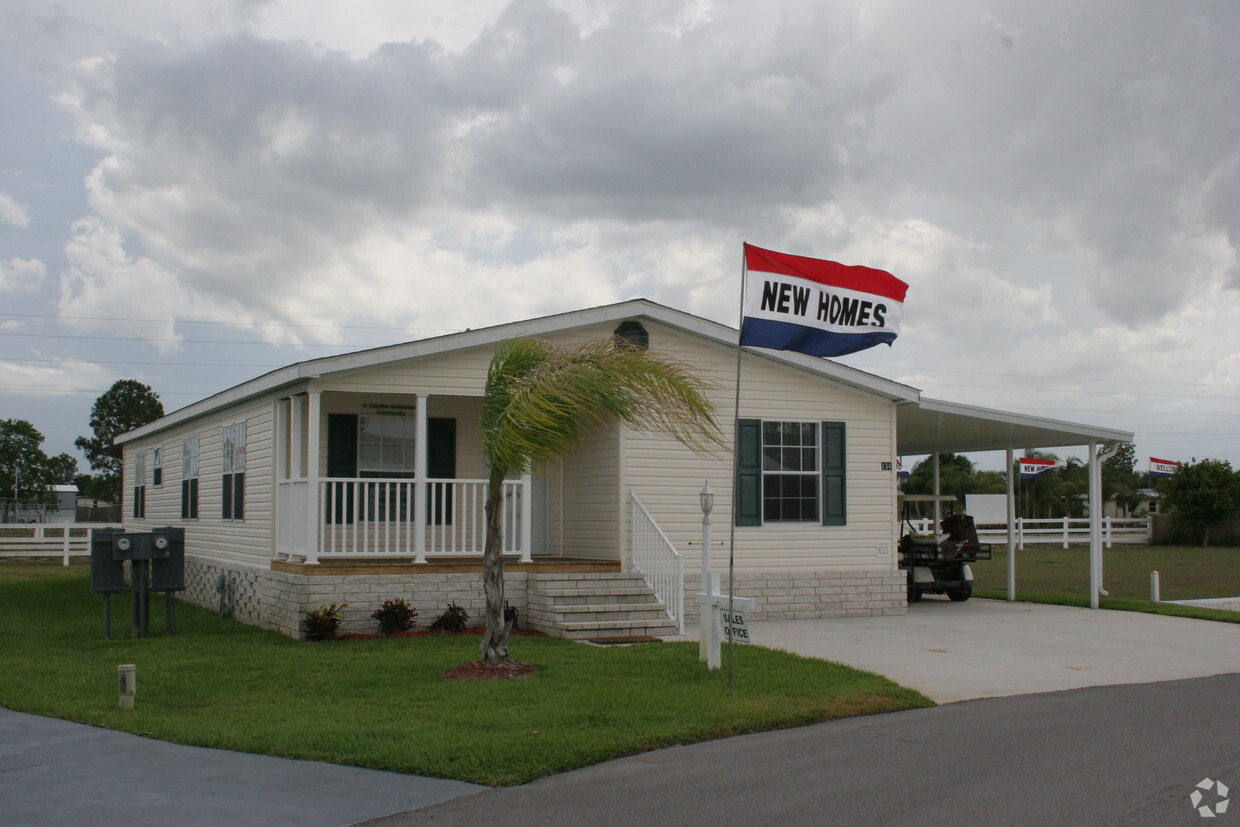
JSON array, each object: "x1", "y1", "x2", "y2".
[
  {"x1": 0, "y1": 575, "x2": 931, "y2": 786},
  {"x1": 972, "y1": 589, "x2": 1240, "y2": 624}
]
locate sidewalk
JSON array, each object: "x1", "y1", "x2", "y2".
[{"x1": 0, "y1": 707, "x2": 483, "y2": 827}]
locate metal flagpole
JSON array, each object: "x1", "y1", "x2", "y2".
[{"x1": 727, "y1": 244, "x2": 748, "y2": 691}]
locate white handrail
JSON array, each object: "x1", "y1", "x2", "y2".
[{"x1": 629, "y1": 491, "x2": 684, "y2": 633}]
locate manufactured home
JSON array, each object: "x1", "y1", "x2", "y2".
[{"x1": 116, "y1": 300, "x2": 1131, "y2": 638}]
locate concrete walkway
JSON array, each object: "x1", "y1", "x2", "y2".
[
  {"x1": 677, "y1": 597, "x2": 1240, "y2": 703},
  {"x1": 0, "y1": 708, "x2": 482, "y2": 826}
]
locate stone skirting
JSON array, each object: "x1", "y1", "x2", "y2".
[
  {"x1": 182, "y1": 555, "x2": 531, "y2": 638},
  {"x1": 179, "y1": 557, "x2": 906, "y2": 638},
  {"x1": 681, "y1": 569, "x2": 907, "y2": 622}
]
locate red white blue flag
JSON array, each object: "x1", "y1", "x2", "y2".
[
  {"x1": 1018, "y1": 458, "x2": 1057, "y2": 479},
  {"x1": 1149, "y1": 457, "x2": 1179, "y2": 478},
  {"x1": 740, "y1": 243, "x2": 909, "y2": 358}
]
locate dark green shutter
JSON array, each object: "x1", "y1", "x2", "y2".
[
  {"x1": 326, "y1": 414, "x2": 357, "y2": 523},
  {"x1": 735, "y1": 419, "x2": 762, "y2": 526},
  {"x1": 427, "y1": 418, "x2": 456, "y2": 524},
  {"x1": 326, "y1": 414, "x2": 358, "y2": 477},
  {"x1": 821, "y1": 421, "x2": 846, "y2": 526}
]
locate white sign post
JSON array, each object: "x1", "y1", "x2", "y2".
[{"x1": 695, "y1": 590, "x2": 756, "y2": 670}]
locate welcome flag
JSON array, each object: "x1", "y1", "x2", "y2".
[
  {"x1": 1019, "y1": 458, "x2": 1057, "y2": 479},
  {"x1": 1149, "y1": 457, "x2": 1179, "y2": 478},
  {"x1": 740, "y1": 243, "x2": 909, "y2": 357}
]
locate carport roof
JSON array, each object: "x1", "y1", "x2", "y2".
[{"x1": 897, "y1": 397, "x2": 1133, "y2": 456}]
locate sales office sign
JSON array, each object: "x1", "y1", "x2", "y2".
[{"x1": 721, "y1": 610, "x2": 750, "y2": 643}]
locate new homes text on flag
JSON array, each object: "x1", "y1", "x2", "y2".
[
  {"x1": 1149, "y1": 457, "x2": 1179, "y2": 478},
  {"x1": 1019, "y1": 458, "x2": 1058, "y2": 479},
  {"x1": 740, "y1": 243, "x2": 909, "y2": 358}
]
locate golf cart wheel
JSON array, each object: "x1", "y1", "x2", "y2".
[
  {"x1": 946, "y1": 586, "x2": 972, "y2": 602},
  {"x1": 907, "y1": 577, "x2": 922, "y2": 603}
]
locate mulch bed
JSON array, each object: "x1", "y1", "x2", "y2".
[{"x1": 441, "y1": 659, "x2": 538, "y2": 681}]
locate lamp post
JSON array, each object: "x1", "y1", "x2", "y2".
[{"x1": 699, "y1": 481, "x2": 714, "y2": 594}]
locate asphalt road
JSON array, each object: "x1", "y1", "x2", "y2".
[{"x1": 365, "y1": 673, "x2": 1240, "y2": 827}]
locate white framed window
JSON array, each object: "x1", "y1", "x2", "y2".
[
  {"x1": 358, "y1": 416, "x2": 416, "y2": 475},
  {"x1": 152, "y1": 447, "x2": 163, "y2": 487},
  {"x1": 222, "y1": 421, "x2": 246, "y2": 520},
  {"x1": 133, "y1": 450, "x2": 147, "y2": 519},
  {"x1": 181, "y1": 435, "x2": 200, "y2": 520},
  {"x1": 762, "y1": 421, "x2": 820, "y2": 522}
]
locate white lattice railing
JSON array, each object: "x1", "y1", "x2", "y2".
[
  {"x1": 277, "y1": 477, "x2": 530, "y2": 561},
  {"x1": 629, "y1": 491, "x2": 684, "y2": 633},
  {"x1": 905, "y1": 516, "x2": 1151, "y2": 548}
]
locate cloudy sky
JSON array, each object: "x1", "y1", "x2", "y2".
[{"x1": 2, "y1": 0, "x2": 1237, "y2": 477}]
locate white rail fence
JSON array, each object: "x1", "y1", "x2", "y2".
[
  {"x1": 0, "y1": 523, "x2": 123, "y2": 564},
  {"x1": 906, "y1": 516, "x2": 1151, "y2": 548},
  {"x1": 629, "y1": 492, "x2": 685, "y2": 634}
]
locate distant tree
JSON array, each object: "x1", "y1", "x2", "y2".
[
  {"x1": 48, "y1": 453, "x2": 78, "y2": 485},
  {"x1": 901, "y1": 453, "x2": 976, "y2": 503},
  {"x1": 75, "y1": 380, "x2": 164, "y2": 506},
  {"x1": 0, "y1": 419, "x2": 58, "y2": 520},
  {"x1": 1102, "y1": 442, "x2": 1141, "y2": 514},
  {"x1": 1161, "y1": 459, "x2": 1240, "y2": 546}
]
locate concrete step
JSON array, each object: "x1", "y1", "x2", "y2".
[{"x1": 550, "y1": 618, "x2": 679, "y2": 640}]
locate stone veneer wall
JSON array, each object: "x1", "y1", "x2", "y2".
[
  {"x1": 181, "y1": 556, "x2": 529, "y2": 638},
  {"x1": 180, "y1": 557, "x2": 903, "y2": 637},
  {"x1": 681, "y1": 570, "x2": 907, "y2": 623}
]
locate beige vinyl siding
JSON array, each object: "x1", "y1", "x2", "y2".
[
  {"x1": 621, "y1": 322, "x2": 900, "y2": 573},
  {"x1": 559, "y1": 428, "x2": 621, "y2": 560},
  {"x1": 321, "y1": 347, "x2": 495, "y2": 396},
  {"x1": 122, "y1": 396, "x2": 277, "y2": 568}
]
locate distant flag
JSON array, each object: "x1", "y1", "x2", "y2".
[
  {"x1": 1018, "y1": 458, "x2": 1058, "y2": 479},
  {"x1": 740, "y1": 243, "x2": 909, "y2": 358},
  {"x1": 897, "y1": 458, "x2": 911, "y2": 478},
  {"x1": 1149, "y1": 457, "x2": 1179, "y2": 478}
]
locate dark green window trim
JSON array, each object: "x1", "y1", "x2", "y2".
[{"x1": 734, "y1": 418, "x2": 846, "y2": 527}]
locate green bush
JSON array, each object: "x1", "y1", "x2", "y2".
[
  {"x1": 371, "y1": 598, "x2": 418, "y2": 635},
  {"x1": 429, "y1": 602, "x2": 469, "y2": 633},
  {"x1": 301, "y1": 603, "x2": 349, "y2": 641}
]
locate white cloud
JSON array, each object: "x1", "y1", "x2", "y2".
[
  {"x1": 0, "y1": 191, "x2": 31, "y2": 228},
  {"x1": 0, "y1": 358, "x2": 114, "y2": 396},
  {"x1": 0, "y1": 258, "x2": 45, "y2": 292}
]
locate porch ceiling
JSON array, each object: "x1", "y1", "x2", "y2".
[{"x1": 897, "y1": 397, "x2": 1133, "y2": 456}]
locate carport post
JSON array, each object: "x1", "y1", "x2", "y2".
[
  {"x1": 1006, "y1": 446, "x2": 1015, "y2": 601},
  {"x1": 1089, "y1": 441, "x2": 1100, "y2": 608},
  {"x1": 932, "y1": 453, "x2": 942, "y2": 541}
]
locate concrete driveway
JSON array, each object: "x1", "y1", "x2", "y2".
[{"x1": 684, "y1": 597, "x2": 1240, "y2": 703}]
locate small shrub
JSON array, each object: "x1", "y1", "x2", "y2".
[
  {"x1": 371, "y1": 598, "x2": 418, "y2": 635},
  {"x1": 302, "y1": 603, "x2": 349, "y2": 641},
  {"x1": 505, "y1": 603, "x2": 519, "y2": 631},
  {"x1": 429, "y1": 602, "x2": 469, "y2": 633}
]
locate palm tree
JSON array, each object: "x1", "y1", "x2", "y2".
[{"x1": 478, "y1": 336, "x2": 724, "y2": 664}]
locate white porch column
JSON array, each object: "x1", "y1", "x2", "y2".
[
  {"x1": 290, "y1": 395, "x2": 303, "y2": 478},
  {"x1": 1006, "y1": 446, "x2": 1016, "y2": 601},
  {"x1": 519, "y1": 472, "x2": 533, "y2": 562},
  {"x1": 274, "y1": 399, "x2": 289, "y2": 560},
  {"x1": 1088, "y1": 440, "x2": 1100, "y2": 608},
  {"x1": 305, "y1": 388, "x2": 322, "y2": 565},
  {"x1": 932, "y1": 453, "x2": 942, "y2": 541},
  {"x1": 414, "y1": 393, "x2": 428, "y2": 564}
]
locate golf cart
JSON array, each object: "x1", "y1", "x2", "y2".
[{"x1": 898, "y1": 495, "x2": 992, "y2": 603}]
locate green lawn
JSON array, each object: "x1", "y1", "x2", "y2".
[
  {"x1": 971, "y1": 544, "x2": 1240, "y2": 602},
  {"x1": 0, "y1": 564, "x2": 931, "y2": 786}
]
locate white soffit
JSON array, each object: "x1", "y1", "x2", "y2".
[{"x1": 898, "y1": 397, "x2": 1134, "y2": 455}]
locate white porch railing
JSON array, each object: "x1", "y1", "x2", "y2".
[
  {"x1": 629, "y1": 491, "x2": 684, "y2": 633},
  {"x1": 906, "y1": 516, "x2": 1152, "y2": 548},
  {"x1": 278, "y1": 477, "x2": 530, "y2": 561},
  {"x1": 0, "y1": 523, "x2": 122, "y2": 564}
]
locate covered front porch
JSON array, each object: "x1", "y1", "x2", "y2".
[{"x1": 271, "y1": 389, "x2": 535, "y2": 565}]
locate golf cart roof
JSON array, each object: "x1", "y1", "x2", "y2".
[{"x1": 897, "y1": 495, "x2": 961, "y2": 504}]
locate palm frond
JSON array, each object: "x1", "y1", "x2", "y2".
[{"x1": 481, "y1": 336, "x2": 724, "y2": 477}]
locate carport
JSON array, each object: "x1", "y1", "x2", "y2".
[{"x1": 896, "y1": 397, "x2": 1134, "y2": 608}]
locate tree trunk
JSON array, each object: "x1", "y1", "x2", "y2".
[{"x1": 479, "y1": 467, "x2": 510, "y2": 664}]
